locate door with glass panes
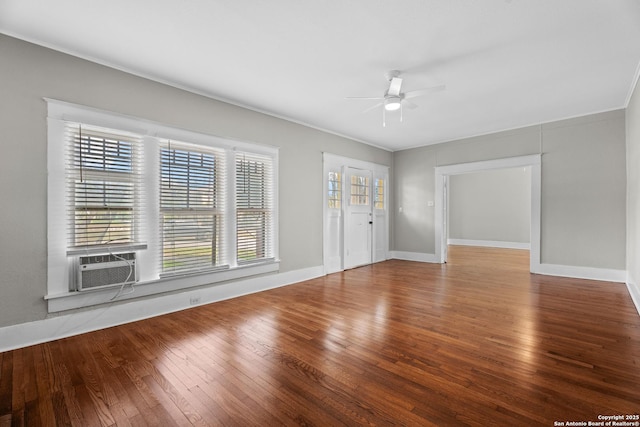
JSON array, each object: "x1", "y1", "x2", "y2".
[{"x1": 344, "y1": 167, "x2": 372, "y2": 269}]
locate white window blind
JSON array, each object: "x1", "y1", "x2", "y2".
[
  {"x1": 66, "y1": 123, "x2": 143, "y2": 251},
  {"x1": 160, "y1": 141, "x2": 226, "y2": 274},
  {"x1": 236, "y1": 152, "x2": 274, "y2": 264}
]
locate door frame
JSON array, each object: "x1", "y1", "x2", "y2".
[
  {"x1": 434, "y1": 154, "x2": 542, "y2": 272},
  {"x1": 323, "y1": 153, "x2": 389, "y2": 274}
]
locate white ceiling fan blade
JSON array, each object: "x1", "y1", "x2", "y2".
[
  {"x1": 402, "y1": 99, "x2": 419, "y2": 110},
  {"x1": 404, "y1": 84, "x2": 446, "y2": 99},
  {"x1": 346, "y1": 96, "x2": 385, "y2": 100},
  {"x1": 362, "y1": 102, "x2": 383, "y2": 114},
  {"x1": 388, "y1": 77, "x2": 403, "y2": 97}
]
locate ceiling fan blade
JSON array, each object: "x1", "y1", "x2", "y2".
[
  {"x1": 346, "y1": 96, "x2": 385, "y2": 100},
  {"x1": 402, "y1": 99, "x2": 419, "y2": 110},
  {"x1": 362, "y1": 102, "x2": 383, "y2": 114},
  {"x1": 404, "y1": 84, "x2": 446, "y2": 99},
  {"x1": 388, "y1": 77, "x2": 403, "y2": 97}
]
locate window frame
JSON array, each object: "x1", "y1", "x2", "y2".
[
  {"x1": 67, "y1": 125, "x2": 143, "y2": 250},
  {"x1": 235, "y1": 152, "x2": 275, "y2": 265},
  {"x1": 159, "y1": 141, "x2": 228, "y2": 276},
  {"x1": 46, "y1": 99, "x2": 279, "y2": 312},
  {"x1": 350, "y1": 174, "x2": 370, "y2": 206}
]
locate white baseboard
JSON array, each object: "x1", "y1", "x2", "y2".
[
  {"x1": 390, "y1": 251, "x2": 439, "y2": 263},
  {"x1": 448, "y1": 239, "x2": 530, "y2": 250},
  {"x1": 0, "y1": 265, "x2": 324, "y2": 353},
  {"x1": 534, "y1": 263, "x2": 627, "y2": 283},
  {"x1": 627, "y1": 274, "x2": 640, "y2": 317}
]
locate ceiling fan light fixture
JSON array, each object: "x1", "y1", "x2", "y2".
[{"x1": 384, "y1": 97, "x2": 401, "y2": 111}]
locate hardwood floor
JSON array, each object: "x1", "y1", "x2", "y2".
[{"x1": 2, "y1": 246, "x2": 639, "y2": 426}]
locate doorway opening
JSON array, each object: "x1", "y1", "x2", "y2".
[{"x1": 434, "y1": 155, "x2": 542, "y2": 273}]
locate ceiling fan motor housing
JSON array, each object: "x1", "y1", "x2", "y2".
[{"x1": 384, "y1": 96, "x2": 402, "y2": 111}]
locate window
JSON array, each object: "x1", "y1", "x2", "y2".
[
  {"x1": 160, "y1": 141, "x2": 226, "y2": 274},
  {"x1": 67, "y1": 124, "x2": 142, "y2": 250},
  {"x1": 236, "y1": 152, "x2": 274, "y2": 264},
  {"x1": 47, "y1": 100, "x2": 279, "y2": 310},
  {"x1": 374, "y1": 178, "x2": 385, "y2": 210},
  {"x1": 327, "y1": 171, "x2": 342, "y2": 209},
  {"x1": 350, "y1": 175, "x2": 369, "y2": 206}
]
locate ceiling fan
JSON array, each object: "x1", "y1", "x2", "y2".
[{"x1": 347, "y1": 70, "x2": 445, "y2": 126}]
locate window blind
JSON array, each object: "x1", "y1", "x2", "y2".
[
  {"x1": 160, "y1": 141, "x2": 226, "y2": 274},
  {"x1": 236, "y1": 152, "x2": 274, "y2": 264},
  {"x1": 66, "y1": 123, "x2": 143, "y2": 250}
]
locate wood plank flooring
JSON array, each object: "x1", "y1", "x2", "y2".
[{"x1": 2, "y1": 246, "x2": 639, "y2": 426}]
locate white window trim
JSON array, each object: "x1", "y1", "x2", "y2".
[{"x1": 46, "y1": 99, "x2": 279, "y2": 312}]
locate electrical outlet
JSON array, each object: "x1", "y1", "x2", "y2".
[{"x1": 189, "y1": 296, "x2": 201, "y2": 305}]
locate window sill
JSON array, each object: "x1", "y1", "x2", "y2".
[
  {"x1": 67, "y1": 243, "x2": 148, "y2": 256},
  {"x1": 45, "y1": 260, "x2": 280, "y2": 313}
]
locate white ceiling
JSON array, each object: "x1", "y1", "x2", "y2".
[{"x1": 1, "y1": 0, "x2": 640, "y2": 151}]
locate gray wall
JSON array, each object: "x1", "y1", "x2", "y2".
[
  {"x1": 0, "y1": 35, "x2": 392, "y2": 328},
  {"x1": 628, "y1": 76, "x2": 640, "y2": 285},
  {"x1": 0, "y1": 32, "x2": 632, "y2": 330},
  {"x1": 393, "y1": 110, "x2": 627, "y2": 270},
  {"x1": 449, "y1": 167, "x2": 531, "y2": 244}
]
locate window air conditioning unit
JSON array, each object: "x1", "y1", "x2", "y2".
[{"x1": 77, "y1": 252, "x2": 137, "y2": 291}]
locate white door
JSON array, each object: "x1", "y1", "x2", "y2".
[{"x1": 344, "y1": 167, "x2": 372, "y2": 269}]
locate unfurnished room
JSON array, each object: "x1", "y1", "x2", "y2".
[{"x1": 1, "y1": 1, "x2": 640, "y2": 425}]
